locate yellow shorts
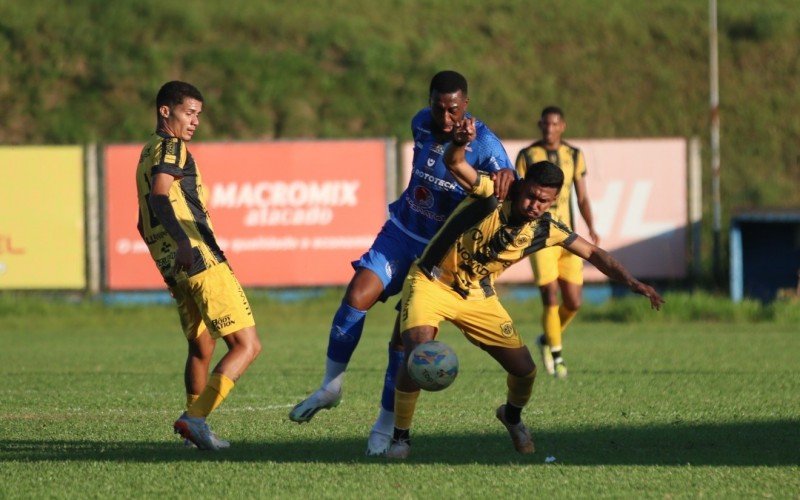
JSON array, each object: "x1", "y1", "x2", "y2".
[
  {"x1": 169, "y1": 262, "x2": 255, "y2": 340},
  {"x1": 400, "y1": 266, "x2": 524, "y2": 349},
  {"x1": 530, "y1": 245, "x2": 584, "y2": 286}
]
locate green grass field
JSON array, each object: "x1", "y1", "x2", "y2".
[{"x1": 1, "y1": 292, "x2": 798, "y2": 498}]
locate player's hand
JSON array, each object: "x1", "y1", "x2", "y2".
[
  {"x1": 631, "y1": 281, "x2": 664, "y2": 310},
  {"x1": 451, "y1": 117, "x2": 476, "y2": 146},
  {"x1": 491, "y1": 169, "x2": 516, "y2": 202},
  {"x1": 589, "y1": 229, "x2": 600, "y2": 246},
  {"x1": 173, "y1": 239, "x2": 193, "y2": 274}
]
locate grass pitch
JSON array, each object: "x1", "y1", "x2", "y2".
[{"x1": 0, "y1": 292, "x2": 798, "y2": 498}]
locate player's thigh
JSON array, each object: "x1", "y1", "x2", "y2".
[
  {"x1": 399, "y1": 267, "x2": 457, "y2": 335},
  {"x1": 530, "y1": 246, "x2": 561, "y2": 286},
  {"x1": 170, "y1": 281, "x2": 204, "y2": 340},
  {"x1": 452, "y1": 296, "x2": 525, "y2": 349},
  {"x1": 352, "y1": 221, "x2": 426, "y2": 301},
  {"x1": 557, "y1": 247, "x2": 584, "y2": 285},
  {"x1": 187, "y1": 262, "x2": 256, "y2": 339}
]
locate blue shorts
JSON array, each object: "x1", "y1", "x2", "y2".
[{"x1": 352, "y1": 220, "x2": 428, "y2": 302}]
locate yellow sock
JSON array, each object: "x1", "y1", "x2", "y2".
[
  {"x1": 187, "y1": 373, "x2": 235, "y2": 418},
  {"x1": 394, "y1": 389, "x2": 420, "y2": 430},
  {"x1": 507, "y1": 368, "x2": 537, "y2": 408},
  {"x1": 558, "y1": 305, "x2": 578, "y2": 333},
  {"x1": 542, "y1": 306, "x2": 562, "y2": 351},
  {"x1": 186, "y1": 393, "x2": 199, "y2": 411}
]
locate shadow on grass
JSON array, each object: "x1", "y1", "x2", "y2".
[{"x1": 1, "y1": 420, "x2": 797, "y2": 465}]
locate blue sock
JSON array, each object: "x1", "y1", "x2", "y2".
[
  {"x1": 380, "y1": 345, "x2": 406, "y2": 412},
  {"x1": 326, "y1": 301, "x2": 367, "y2": 364}
]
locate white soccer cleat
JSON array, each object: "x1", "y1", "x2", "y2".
[
  {"x1": 536, "y1": 334, "x2": 555, "y2": 376},
  {"x1": 385, "y1": 439, "x2": 411, "y2": 459},
  {"x1": 173, "y1": 412, "x2": 224, "y2": 451},
  {"x1": 288, "y1": 388, "x2": 342, "y2": 423},
  {"x1": 366, "y1": 429, "x2": 393, "y2": 457}
]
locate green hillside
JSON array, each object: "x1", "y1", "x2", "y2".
[{"x1": 1, "y1": 0, "x2": 798, "y2": 215}]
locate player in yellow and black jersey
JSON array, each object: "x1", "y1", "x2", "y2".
[
  {"x1": 136, "y1": 81, "x2": 261, "y2": 451},
  {"x1": 515, "y1": 106, "x2": 599, "y2": 378},
  {"x1": 384, "y1": 118, "x2": 663, "y2": 459}
]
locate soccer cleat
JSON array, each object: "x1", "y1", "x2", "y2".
[
  {"x1": 385, "y1": 438, "x2": 411, "y2": 459},
  {"x1": 173, "y1": 412, "x2": 223, "y2": 451},
  {"x1": 365, "y1": 429, "x2": 393, "y2": 457},
  {"x1": 183, "y1": 425, "x2": 230, "y2": 449},
  {"x1": 536, "y1": 334, "x2": 555, "y2": 375},
  {"x1": 495, "y1": 404, "x2": 535, "y2": 454},
  {"x1": 554, "y1": 359, "x2": 568, "y2": 379},
  {"x1": 288, "y1": 388, "x2": 342, "y2": 423}
]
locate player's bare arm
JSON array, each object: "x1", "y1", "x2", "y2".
[
  {"x1": 443, "y1": 118, "x2": 479, "y2": 190},
  {"x1": 564, "y1": 236, "x2": 664, "y2": 310},
  {"x1": 149, "y1": 172, "x2": 193, "y2": 272},
  {"x1": 574, "y1": 175, "x2": 599, "y2": 245}
]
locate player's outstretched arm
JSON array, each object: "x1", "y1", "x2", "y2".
[
  {"x1": 564, "y1": 236, "x2": 665, "y2": 310},
  {"x1": 443, "y1": 118, "x2": 480, "y2": 190}
]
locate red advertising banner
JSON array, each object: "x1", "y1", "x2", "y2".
[
  {"x1": 401, "y1": 138, "x2": 688, "y2": 282},
  {"x1": 106, "y1": 140, "x2": 389, "y2": 290}
]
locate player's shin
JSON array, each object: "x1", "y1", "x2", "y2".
[
  {"x1": 376, "y1": 346, "x2": 404, "y2": 425},
  {"x1": 323, "y1": 301, "x2": 367, "y2": 393},
  {"x1": 187, "y1": 372, "x2": 235, "y2": 418},
  {"x1": 505, "y1": 368, "x2": 537, "y2": 424},
  {"x1": 542, "y1": 306, "x2": 562, "y2": 351},
  {"x1": 558, "y1": 305, "x2": 578, "y2": 333}
]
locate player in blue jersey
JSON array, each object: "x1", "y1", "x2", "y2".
[{"x1": 288, "y1": 70, "x2": 516, "y2": 456}]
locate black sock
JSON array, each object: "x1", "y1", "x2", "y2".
[
  {"x1": 551, "y1": 349, "x2": 563, "y2": 363},
  {"x1": 393, "y1": 427, "x2": 410, "y2": 442},
  {"x1": 504, "y1": 403, "x2": 522, "y2": 425}
]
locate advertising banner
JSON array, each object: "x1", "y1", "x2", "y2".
[
  {"x1": 400, "y1": 138, "x2": 687, "y2": 282},
  {"x1": 0, "y1": 146, "x2": 85, "y2": 289},
  {"x1": 106, "y1": 140, "x2": 389, "y2": 290}
]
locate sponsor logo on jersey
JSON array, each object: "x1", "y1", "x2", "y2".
[{"x1": 413, "y1": 186, "x2": 435, "y2": 209}]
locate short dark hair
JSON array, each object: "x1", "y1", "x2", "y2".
[
  {"x1": 156, "y1": 81, "x2": 203, "y2": 110},
  {"x1": 429, "y1": 70, "x2": 468, "y2": 96},
  {"x1": 524, "y1": 161, "x2": 564, "y2": 190},
  {"x1": 540, "y1": 106, "x2": 564, "y2": 119}
]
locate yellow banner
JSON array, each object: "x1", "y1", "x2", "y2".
[{"x1": 0, "y1": 146, "x2": 85, "y2": 289}]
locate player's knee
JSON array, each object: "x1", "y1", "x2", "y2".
[{"x1": 344, "y1": 287, "x2": 378, "y2": 311}]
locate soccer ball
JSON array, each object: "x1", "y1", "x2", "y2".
[{"x1": 407, "y1": 340, "x2": 459, "y2": 391}]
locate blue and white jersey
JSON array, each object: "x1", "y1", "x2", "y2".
[{"x1": 388, "y1": 108, "x2": 513, "y2": 243}]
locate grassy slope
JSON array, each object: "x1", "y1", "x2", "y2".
[
  {"x1": 0, "y1": 294, "x2": 798, "y2": 497},
  {"x1": 1, "y1": 0, "x2": 799, "y2": 217}
]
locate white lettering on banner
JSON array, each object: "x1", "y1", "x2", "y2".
[
  {"x1": 588, "y1": 181, "x2": 624, "y2": 237},
  {"x1": 217, "y1": 236, "x2": 374, "y2": 254},
  {"x1": 621, "y1": 181, "x2": 675, "y2": 238},
  {"x1": 589, "y1": 181, "x2": 676, "y2": 240},
  {"x1": 211, "y1": 181, "x2": 360, "y2": 208},
  {"x1": 115, "y1": 238, "x2": 149, "y2": 255},
  {"x1": 244, "y1": 207, "x2": 334, "y2": 227}
]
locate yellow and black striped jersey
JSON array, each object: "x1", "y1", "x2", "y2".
[
  {"x1": 417, "y1": 175, "x2": 576, "y2": 299},
  {"x1": 136, "y1": 131, "x2": 225, "y2": 285},
  {"x1": 515, "y1": 141, "x2": 586, "y2": 230}
]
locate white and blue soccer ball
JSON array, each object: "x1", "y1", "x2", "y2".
[{"x1": 407, "y1": 340, "x2": 459, "y2": 391}]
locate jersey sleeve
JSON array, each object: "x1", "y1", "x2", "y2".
[
  {"x1": 548, "y1": 215, "x2": 578, "y2": 247},
  {"x1": 574, "y1": 149, "x2": 587, "y2": 180},
  {"x1": 469, "y1": 173, "x2": 495, "y2": 198},
  {"x1": 472, "y1": 126, "x2": 514, "y2": 173},
  {"x1": 515, "y1": 149, "x2": 529, "y2": 178},
  {"x1": 151, "y1": 137, "x2": 186, "y2": 178}
]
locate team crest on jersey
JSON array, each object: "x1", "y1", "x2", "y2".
[
  {"x1": 500, "y1": 322, "x2": 516, "y2": 338},
  {"x1": 431, "y1": 144, "x2": 445, "y2": 155},
  {"x1": 515, "y1": 234, "x2": 531, "y2": 247},
  {"x1": 413, "y1": 186, "x2": 435, "y2": 208}
]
